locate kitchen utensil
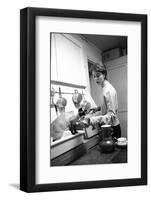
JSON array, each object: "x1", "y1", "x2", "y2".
[
  {"x1": 50, "y1": 87, "x2": 55, "y2": 107},
  {"x1": 72, "y1": 89, "x2": 82, "y2": 108},
  {"x1": 50, "y1": 87, "x2": 58, "y2": 115},
  {"x1": 56, "y1": 87, "x2": 67, "y2": 113},
  {"x1": 116, "y1": 137, "x2": 127, "y2": 148},
  {"x1": 117, "y1": 137, "x2": 127, "y2": 143},
  {"x1": 101, "y1": 125, "x2": 113, "y2": 138},
  {"x1": 99, "y1": 125, "x2": 115, "y2": 153},
  {"x1": 100, "y1": 139, "x2": 115, "y2": 153},
  {"x1": 80, "y1": 91, "x2": 91, "y2": 113}
]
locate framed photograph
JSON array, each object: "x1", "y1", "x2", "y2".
[{"x1": 20, "y1": 7, "x2": 147, "y2": 192}]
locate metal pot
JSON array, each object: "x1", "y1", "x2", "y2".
[
  {"x1": 100, "y1": 138, "x2": 115, "y2": 153},
  {"x1": 99, "y1": 125, "x2": 115, "y2": 153},
  {"x1": 56, "y1": 87, "x2": 67, "y2": 112},
  {"x1": 72, "y1": 89, "x2": 82, "y2": 108}
]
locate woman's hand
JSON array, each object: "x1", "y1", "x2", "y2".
[{"x1": 89, "y1": 115, "x2": 102, "y2": 125}]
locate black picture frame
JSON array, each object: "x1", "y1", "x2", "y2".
[{"x1": 20, "y1": 7, "x2": 147, "y2": 192}]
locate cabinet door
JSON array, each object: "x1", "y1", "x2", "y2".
[
  {"x1": 106, "y1": 57, "x2": 127, "y2": 137},
  {"x1": 51, "y1": 34, "x2": 58, "y2": 81},
  {"x1": 108, "y1": 65, "x2": 127, "y2": 111},
  {"x1": 52, "y1": 34, "x2": 86, "y2": 86}
]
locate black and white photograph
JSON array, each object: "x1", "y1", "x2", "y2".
[{"x1": 50, "y1": 33, "x2": 127, "y2": 166}]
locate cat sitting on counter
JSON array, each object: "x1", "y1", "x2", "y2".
[{"x1": 50, "y1": 106, "x2": 101, "y2": 142}]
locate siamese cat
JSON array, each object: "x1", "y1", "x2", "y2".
[{"x1": 50, "y1": 106, "x2": 101, "y2": 142}]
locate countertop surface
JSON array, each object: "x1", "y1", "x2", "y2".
[{"x1": 69, "y1": 144, "x2": 127, "y2": 165}]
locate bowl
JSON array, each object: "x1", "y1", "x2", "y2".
[
  {"x1": 117, "y1": 137, "x2": 127, "y2": 143},
  {"x1": 116, "y1": 137, "x2": 127, "y2": 148}
]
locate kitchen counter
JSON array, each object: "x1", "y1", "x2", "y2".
[{"x1": 68, "y1": 144, "x2": 127, "y2": 165}]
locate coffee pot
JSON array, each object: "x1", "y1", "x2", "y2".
[{"x1": 99, "y1": 125, "x2": 115, "y2": 153}]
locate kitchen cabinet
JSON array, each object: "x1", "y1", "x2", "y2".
[{"x1": 51, "y1": 33, "x2": 86, "y2": 86}]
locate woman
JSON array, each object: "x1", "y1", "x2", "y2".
[{"x1": 90, "y1": 63, "x2": 121, "y2": 138}]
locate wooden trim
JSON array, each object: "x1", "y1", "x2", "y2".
[
  {"x1": 107, "y1": 63, "x2": 127, "y2": 71},
  {"x1": 51, "y1": 135, "x2": 100, "y2": 166},
  {"x1": 63, "y1": 33, "x2": 82, "y2": 48},
  {"x1": 105, "y1": 55, "x2": 127, "y2": 70},
  {"x1": 119, "y1": 109, "x2": 127, "y2": 113},
  {"x1": 51, "y1": 132, "x2": 84, "y2": 148},
  {"x1": 51, "y1": 80, "x2": 86, "y2": 89},
  {"x1": 51, "y1": 143, "x2": 86, "y2": 166}
]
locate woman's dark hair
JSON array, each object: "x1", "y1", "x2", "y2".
[{"x1": 92, "y1": 63, "x2": 107, "y2": 80}]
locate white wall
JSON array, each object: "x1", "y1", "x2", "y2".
[{"x1": 0, "y1": 0, "x2": 150, "y2": 200}]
